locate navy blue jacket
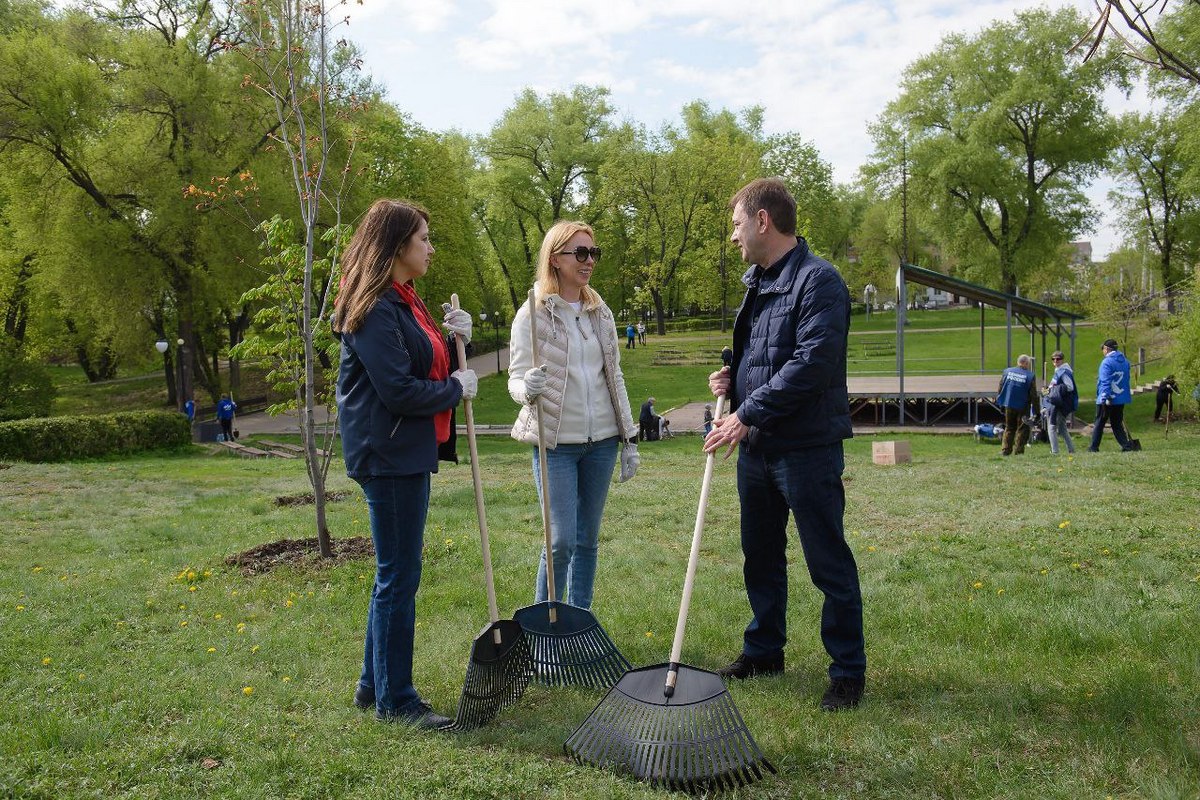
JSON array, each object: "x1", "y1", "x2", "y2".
[
  {"x1": 731, "y1": 238, "x2": 852, "y2": 454},
  {"x1": 997, "y1": 366, "x2": 1037, "y2": 413},
  {"x1": 335, "y1": 288, "x2": 463, "y2": 479}
]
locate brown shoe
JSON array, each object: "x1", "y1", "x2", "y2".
[{"x1": 819, "y1": 677, "x2": 865, "y2": 711}]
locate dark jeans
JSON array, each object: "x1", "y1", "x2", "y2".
[
  {"x1": 1090, "y1": 403, "x2": 1132, "y2": 451},
  {"x1": 356, "y1": 473, "x2": 429, "y2": 715},
  {"x1": 1000, "y1": 407, "x2": 1030, "y2": 455},
  {"x1": 219, "y1": 417, "x2": 233, "y2": 440},
  {"x1": 737, "y1": 442, "x2": 865, "y2": 680},
  {"x1": 1155, "y1": 395, "x2": 1173, "y2": 420}
]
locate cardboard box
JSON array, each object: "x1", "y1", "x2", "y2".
[{"x1": 872, "y1": 440, "x2": 912, "y2": 465}]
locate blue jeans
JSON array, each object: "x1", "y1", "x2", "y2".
[
  {"x1": 737, "y1": 442, "x2": 866, "y2": 680},
  {"x1": 356, "y1": 473, "x2": 429, "y2": 715},
  {"x1": 532, "y1": 437, "x2": 619, "y2": 609}
]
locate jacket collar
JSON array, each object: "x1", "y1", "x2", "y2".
[{"x1": 741, "y1": 237, "x2": 810, "y2": 294}]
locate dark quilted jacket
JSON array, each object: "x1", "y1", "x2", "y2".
[{"x1": 731, "y1": 238, "x2": 852, "y2": 454}]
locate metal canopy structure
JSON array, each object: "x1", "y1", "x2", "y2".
[{"x1": 892, "y1": 263, "x2": 1083, "y2": 425}]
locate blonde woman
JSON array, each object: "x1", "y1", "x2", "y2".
[
  {"x1": 333, "y1": 199, "x2": 476, "y2": 729},
  {"x1": 508, "y1": 221, "x2": 639, "y2": 610}
]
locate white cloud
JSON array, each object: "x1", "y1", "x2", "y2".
[{"x1": 347, "y1": 0, "x2": 1149, "y2": 257}]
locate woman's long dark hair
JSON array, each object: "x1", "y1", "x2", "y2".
[{"x1": 334, "y1": 199, "x2": 429, "y2": 334}]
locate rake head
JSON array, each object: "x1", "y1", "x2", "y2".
[
  {"x1": 447, "y1": 619, "x2": 533, "y2": 732},
  {"x1": 512, "y1": 601, "x2": 631, "y2": 690},
  {"x1": 564, "y1": 663, "x2": 775, "y2": 794}
]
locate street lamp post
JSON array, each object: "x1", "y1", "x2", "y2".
[
  {"x1": 155, "y1": 337, "x2": 190, "y2": 412},
  {"x1": 479, "y1": 311, "x2": 504, "y2": 373}
]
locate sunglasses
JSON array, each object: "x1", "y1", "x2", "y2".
[{"x1": 556, "y1": 246, "x2": 601, "y2": 263}]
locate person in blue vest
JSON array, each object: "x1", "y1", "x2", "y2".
[
  {"x1": 1045, "y1": 351, "x2": 1078, "y2": 455},
  {"x1": 997, "y1": 354, "x2": 1038, "y2": 455},
  {"x1": 1089, "y1": 338, "x2": 1134, "y2": 452},
  {"x1": 625, "y1": 322, "x2": 636, "y2": 349},
  {"x1": 183, "y1": 397, "x2": 195, "y2": 423},
  {"x1": 216, "y1": 394, "x2": 237, "y2": 441}
]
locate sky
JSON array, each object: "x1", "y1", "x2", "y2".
[{"x1": 344, "y1": 0, "x2": 1157, "y2": 261}]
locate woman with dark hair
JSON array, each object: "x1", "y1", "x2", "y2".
[
  {"x1": 334, "y1": 199, "x2": 476, "y2": 729},
  {"x1": 508, "y1": 220, "x2": 639, "y2": 611}
]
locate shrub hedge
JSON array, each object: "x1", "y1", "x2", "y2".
[{"x1": 0, "y1": 411, "x2": 192, "y2": 462}]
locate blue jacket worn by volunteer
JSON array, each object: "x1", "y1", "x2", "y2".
[
  {"x1": 1090, "y1": 346, "x2": 1134, "y2": 452},
  {"x1": 336, "y1": 288, "x2": 462, "y2": 479},
  {"x1": 727, "y1": 237, "x2": 864, "y2": 684},
  {"x1": 996, "y1": 362, "x2": 1038, "y2": 455},
  {"x1": 335, "y1": 286, "x2": 464, "y2": 719}
]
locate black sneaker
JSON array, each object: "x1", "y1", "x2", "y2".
[
  {"x1": 353, "y1": 684, "x2": 374, "y2": 710},
  {"x1": 377, "y1": 700, "x2": 452, "y2": 731},
  {"x1": 716, "y1": 652, "x2": 784, "y2": 680},
  {"x1": 819, "y1": 677, "x2": 865, "y2": 711}
]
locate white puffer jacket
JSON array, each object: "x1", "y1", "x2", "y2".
[{"x1": 508, "y1": 292, "x2": 637, "y2": 448}]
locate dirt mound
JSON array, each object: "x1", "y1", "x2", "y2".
[
  {"x1": 273, "y1": 490, "x2": 353, "y2": 507},
  {"x1": 225, "y1": 535, "x2": 373, "y2": 575}
]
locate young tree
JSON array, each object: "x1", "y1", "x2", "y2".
[
  {"x1": 223, "y1": 0, "x2": 371, "y2": 558},
  {"x1": 872, "y1": 7, "x2": 1124, "y2": 294}
]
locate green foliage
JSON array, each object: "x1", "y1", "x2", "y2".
[
  {"x1": 1109, "y1": 111, "x2": 1200, "y2": 298},
  {"x1": 0, "y1": 410, "x2": 190, "y2": 461},
  {"x1": 0, "y1": 344, "x2": 55, "y2": 421},
  {"x1": 232, "y1": 217, "x2": 344, "y2": 415},
  {"x1": 1169, "y1": 274, "x2": 1200, "y2": 408},
  {"x1": 873, "y1": 6, "x2": 1125, "y2": 294}
]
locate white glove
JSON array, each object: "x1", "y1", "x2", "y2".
[
  {"x1": 451, "y1": 368, "x2": 478, "y2": 400},
  {"x1": 619, "y1": 441, "x2": 639, "y2": 483},
  {"x1": 523, "y1": 365, "x2": 547, "y2": 403},
  {"x1": 440, "y1": 304, "x2": 472, "y2": 344}
]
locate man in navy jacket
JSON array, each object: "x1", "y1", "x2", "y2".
[
  {"x1": 706, "y1": 178, "x2": 864, "y2": 711},
  {"x1": 996, "y1": 355, "x2": 1038, "y2": 455}
]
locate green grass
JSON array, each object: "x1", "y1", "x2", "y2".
[{"x1": 3, "y1": 425, "x2": 1199, "y2": 798}]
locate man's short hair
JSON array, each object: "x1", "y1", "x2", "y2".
[
  {"x1": 1051, "y1": 351, "x2": 1064, "y2": 360},
  {"x1": 730, "y1": 177, "x2": 797, "y2": 236},
  {"x1": 1017, "y1": 354, "x2": 1032, "y2": 367}
]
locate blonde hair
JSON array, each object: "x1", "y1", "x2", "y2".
[
  {"x1": 334, "y1": 199, "x2": 428, "y2": 334},
  {"x1": 534, "y1": 220, "x2": 602, "y2": 310}
]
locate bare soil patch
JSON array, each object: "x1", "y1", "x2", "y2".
[
  {"x1": 225, "y1": 535, "x2": 373, "y2": 575},
  {"x1": 273, "y1": 490, "x2": 353, "y2": 507}
]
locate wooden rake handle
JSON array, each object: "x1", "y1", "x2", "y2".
[
  {"x1": 451, "y1": 294, "x2": 502, "y2": 643},
  {"x1": 665, "y1": 347, "x2": 733, "y2": 697},
  {"x1": 528, "y1": 288, "x2": 558, "y2": 623}
]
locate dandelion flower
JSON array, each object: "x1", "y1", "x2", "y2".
[
  {"x1": 1039, "y1": 568, "x2": 1049, "y2": 575},
  {"x1": 42, "y1": 657, "x2": 51, "y2": 665},
  {"x1": 214, "y1": 613, "x2": 223, "y2": 620},
  {"x1": 285, "y1": 599, "x2": 293, "y2": 608},
  {"x1": 972, "y1": 581, "x2": 983, "y2": 589},
  {"x1": 242, "y1": 686, "x2": 254, "y2": 696},
  {"x1": 77, "y1": 673, "x2": 85, "y2": 681},
  {"x1": 33, "y1": 566, "x2": 43, "y2": 573},
  {"x1": 207, "y1": 647, "x2": 216, "y2": 653},
  {"x1": 231, "y1": 590, "x2": 239, "y2": 596},
  {"x1": 251, "y1": 645, "x2": 260, "y2": 653},
  {"x1": 1058, "y1": 521, "x2": 1070, "y2": 529},
  {"x1": 188, "y1": 586, "x2": 197, "y2": 592},
  {"x1": 203, "y1": 570, "x2": 212, "y2": 578},
  {"x1": 16, "y1": 605, "x2": 24, "y2": 611},
  {"x1": 180, "y1": 620, "x2": 188, "y2": 627},
  {"x1": 282, "y1": 676, "x2": 291, "y2": 683},
  {"x1": 187, "y1": 570, "x2": 196, "y2": 581},
  {"x1": 996, "y1": 588, "x2": 1005, "y2": 596},
  {"x1": 645, "y1": 631, "x2": 654, "y2": 637},
  {"x1": 867, "y1": 545, "x2": 876, "y2": 552},
  {"x1": 179, "y1": 604, "x2": 187, "y2": 610},
  {"x1": 1101, "y1": 548, "x2": 1110, "y2": 556}
]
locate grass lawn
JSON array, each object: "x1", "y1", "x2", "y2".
[{"x1": 3, "y1": 424, "x2": 1199, "y2": 798}]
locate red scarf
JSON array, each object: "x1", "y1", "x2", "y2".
[{"x1": 394, "y1": 281, "x2": 452, "y2": 444}]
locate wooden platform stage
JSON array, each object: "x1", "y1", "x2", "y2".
[{"x1": 848, "y1": 374, "x2": 1000, "y2": 426}]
